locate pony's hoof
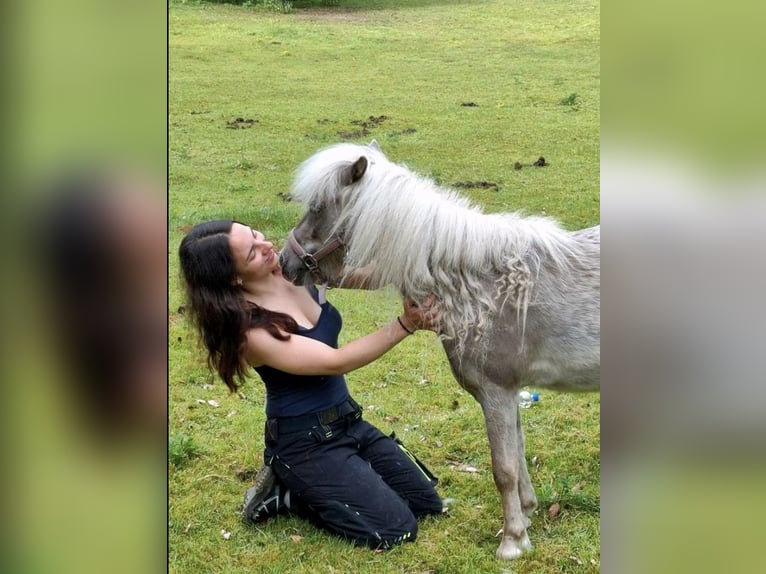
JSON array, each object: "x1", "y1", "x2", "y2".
[{"x1": 496, "y1": 533, "x2": 533, "y2": 560}]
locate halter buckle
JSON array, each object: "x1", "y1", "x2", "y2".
[{"x1": 301, "y1": 253, "x2": 319, "y2": 271}]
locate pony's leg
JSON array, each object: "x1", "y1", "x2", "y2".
[
  {"x1": 516, "y1": 405, "x2": 537, "y2": 528},
  {"x1": 478, "y1": 387, "x2": 533, "y2": 560}
]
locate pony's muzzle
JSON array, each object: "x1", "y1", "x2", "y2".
[
  {"x1": 278, "y1": 250, "x2": 288, "y2": 270},
  {"x1": 278, "y1": 250, "x2": 308, "y2": 285}
]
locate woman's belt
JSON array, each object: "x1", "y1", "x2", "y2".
[{"x1": 265, "y1": 398, "x2": 362, "y2": 439}]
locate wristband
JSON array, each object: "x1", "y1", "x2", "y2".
[{"x1": 396, "y1": 316, "x2": 415, "y2": 335}]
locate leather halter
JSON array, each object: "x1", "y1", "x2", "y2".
[{"x1": 286, "y1": 228, "x2": 345, "y2": 283}]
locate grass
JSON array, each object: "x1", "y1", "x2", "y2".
[
  {"x1": 169, "y1": 1, "x2": 599, "y2": 572},
  {"x1": 169, "y1": 433, "x2": 206, "y2": 466}
]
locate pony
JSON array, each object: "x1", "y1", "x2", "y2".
[{"x1": 278, "y1": 140, "x2": 600, "y2": 560}]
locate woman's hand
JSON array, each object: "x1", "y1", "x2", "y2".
[{"x1": 400, "y1": 295, "x2": 441, "y2": 333}]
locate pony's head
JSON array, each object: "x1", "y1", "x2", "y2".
[{"x1": 279, "y1": 140, "x2": 385, "y2": 285}]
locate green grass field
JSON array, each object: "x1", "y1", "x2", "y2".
[{"x1": 169, "y1": 1, "x2": 599, "y2": 572}]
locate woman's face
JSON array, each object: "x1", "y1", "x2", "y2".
[{"x1": 228, "y1": 223, "x2": 280, "y2": 282}]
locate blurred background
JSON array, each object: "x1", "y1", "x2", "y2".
[
  {"x1": 602, "y1": 0, "x2": 766, "y2": 573},
  {"x1": 2, "y1": 1, "x2": 166, "y2": 573},
  {"x1": 3, "y1": 0, "x2": 765, "y2": 572}
]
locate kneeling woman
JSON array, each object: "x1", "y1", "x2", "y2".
[{"x1": 179, "y1": 220, "x2": 443, "y2": 550}]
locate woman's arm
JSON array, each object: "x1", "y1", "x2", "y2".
[
  {"x1": 246, "y1": 317, "x2": 409, "y2": 375},
  {"x1": 245, "y1": 298, "x2": 437, "y2": 376}
]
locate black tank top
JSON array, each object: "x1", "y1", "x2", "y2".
[{"x1": 255, "y1": 285, "x2": 350, "y2": 418}]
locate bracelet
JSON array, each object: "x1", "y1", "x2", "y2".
[{"x1": 396, "y1": 316, "x2": 415, "y2": 335}]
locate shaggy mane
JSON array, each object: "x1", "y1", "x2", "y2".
[{"x1": 291, "y1": 143, "x2": 590, "y2": 352}]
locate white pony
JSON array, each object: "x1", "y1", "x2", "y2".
[{"x1": 279, "y1": 141, "x2": 600, "y2": 560}]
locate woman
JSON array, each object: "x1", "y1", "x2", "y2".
[{"x1": 178, "y1": 220, "x2": 443, "y2": 550}]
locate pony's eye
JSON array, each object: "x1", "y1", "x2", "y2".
[{"x1": 310, "y1": 205, "x2": 325, "y2": 215}]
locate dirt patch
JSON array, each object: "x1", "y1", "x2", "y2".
[
  {"x1": 461, "y1": 102, "x2": 479, "y2": 107},
  {"x1": 453, "y1": 180, "x2": 500, "y2": 191},
  {"x1": 337, "y1": 115, "x2": 389, "y2": 139},
  {"x1": 513, "y1": 156, "x2": 550, "y2": 170},
  {"x1": 226, "y1": 117, "x2": 258, "y2": 129},
  {"x1": 357, "y1": 115, "x2": 388, "y2": 126},
  {"x1": 389, "y1": 127, "x2": 417, "y2": 136},
  {"x1": 337, "y1": 130, "x2": 365, "y2": 139}
]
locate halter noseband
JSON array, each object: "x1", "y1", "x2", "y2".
[{"x1": 286, "y1": 228, "x2": 345, "y2": 283}]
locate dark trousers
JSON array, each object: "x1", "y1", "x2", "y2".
[{"x1": 264, "y1": 416, "x2": 443, "y2": 550}]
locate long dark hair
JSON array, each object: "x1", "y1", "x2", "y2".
[{"x1": 178, "y1": 220, "x2": 298, "y2": 391}]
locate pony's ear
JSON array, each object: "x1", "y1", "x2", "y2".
[
  {"x1": 340, "y1": 156, "x2": 368, "y2": 186},
  {"x1": 368, "y1": 139, "x2": 382, "y2": 152}
]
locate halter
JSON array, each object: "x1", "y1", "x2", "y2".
[{"x1": 286, "y1": 228, "x2": 345, "y2": 284}]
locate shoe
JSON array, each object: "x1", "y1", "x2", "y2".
[{"x1": 242, "y1": 465, "x2": 290, "y2": 523}]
